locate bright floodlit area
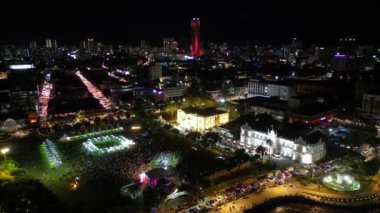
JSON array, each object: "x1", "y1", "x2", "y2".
[
  {"x1": 83, "y1": 135, "x2": 134, "y2": 154},
  {"x1": 151, "y1": 152, "x2": 180, "y2": 170},
  {"x1": 322, "y1": 173, "x2": 361, "y2": 192}
]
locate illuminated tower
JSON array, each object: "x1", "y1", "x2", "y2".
[{"x1": 191, "y1": 17, "x2": 200, "y2": 57}]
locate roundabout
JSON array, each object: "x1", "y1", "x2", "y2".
[{"x1": 322, "y1": 173, "x2": 361, "y2": 192}]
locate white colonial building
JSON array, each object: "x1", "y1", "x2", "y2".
[
  {"x1": 240, "y1": 123, "x2": 326, "y2": 164},
  {"x1": 247, "y1": 79, "x2": 294, "y2": 100},
  {"x1": 177, "y1": 107, "x2": 229, "y2": 132}
]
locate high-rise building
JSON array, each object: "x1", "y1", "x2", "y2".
[
  {"x1": 45, "y1": 39, "x2": 58, "y2": 49},
  {"x1": 148, "y1": 63, "x2": 162, "y2": 80},
  {"x1": 81, "y1": 38, "x2": 97, "y2": 55},
  {"x1": 362, "y1": 93, "x2": 380, "y2": 119},
  {"x1": 140, "y1": 40, "x2": 148, "y2": 51},
  {"x1": 248, "y1": 79, "x2": 294, "y2": 100},
  {"x1": 29, "y1": 41, "x2": 38, "y2": 50},
  {"x1": 1, "y1": 45, "x2": 16, "y2": 60},
  {"x1": 338, "y1": 36, "x2": 357, "y2": 56},
  {"x1": 190, "y1": 17, "x2": 200, "y2": 57},
  {"x1": 163, "y1": 38, "x2": 178, "y2": 53}
]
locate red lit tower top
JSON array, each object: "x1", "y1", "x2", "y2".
[{"x1": 191, "y1": 17, "x2": 200, "y2": 57}]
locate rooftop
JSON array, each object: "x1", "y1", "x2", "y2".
[
  {"x1": 236, "y1": 97, "x2": 288, "y2": 110},
  {"x1": 290, "y1": 104, "x2": 337, "y2": 117},
  {"x1": 249, "y1": 78, "x2": 296, "y2": 87},
  {"x1": 301, "y1": 131, "x2": 324, "y2": 144},
  {"x1": 243, "y1": 120, "x2": 322, "y2": 144}
]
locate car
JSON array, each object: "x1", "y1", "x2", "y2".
[
  {"x1": 284, "y1": 172, "x2": 292, "y2": 178},
  {"x1": 249, "y1": 186, "x2": 257, "y2": 193},
  {"x1": 216, "y1": 196, "x2": 224, "y2": 201},
  {"x1": 257, "y1": 175, "x2": 267, "y2": 181},
  {"x1": 277, "y1": 173, "x2": 285, "y2": 179},
  {"x1": 276, "y1": 180, "x2": 284, "y2": 185},
  {"x1": 258, "y1": 180, "x2": 266, "y2": 185},
  {"x1": 206, "y1": 200, "x2": 216, "y2": 206}
]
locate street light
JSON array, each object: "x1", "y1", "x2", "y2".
[{"x1": 1, "y1": 147, "x2": 9, "y2": 160}]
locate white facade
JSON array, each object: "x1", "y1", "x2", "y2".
[
  {"x1": 240, "y1": 124, "x2": 326, "y2": 164},
  {"x1": 163, "y1": 86, "x2": 187, "y2": 101},
  {"x1": 248, "y1": 80, "x2": 293, "y2": 100},
  {"x1": 177, "y1": 108, "x2": 229, "y2": 132}
]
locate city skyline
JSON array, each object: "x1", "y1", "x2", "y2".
[
  {"x1": 0, "y1": 1, "x2": 379, "y2": 46},
  {"x1": 1, "y1": 2, "x2": 380, "y2": 212}
]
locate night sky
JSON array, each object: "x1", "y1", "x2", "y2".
[{"x1": 1, "y1": 1, "x2": 379, "y2": 46}]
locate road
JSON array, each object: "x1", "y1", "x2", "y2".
[{"x1": 208, "y1": 180, "x2": 380, "y2": 213}]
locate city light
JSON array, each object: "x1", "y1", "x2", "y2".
[
  {"x1": 83, "y1": 135, "x2": 135, "y2": 154},
  {"x1": 1, "y1": 147, "x2": 9, "y2": 160},
  {"x1": 70, "y1": 178, "x2": 80, "y2": 190},
  {"x1": 39, "y1": 83, "x2": 53, "y2": 119},
  {"x1": 1, "y1": 147, "x2": 9, "y2": 154},
  {"x1": 38, "y1": 73, "x2": 53, "y2": 121},
  {"x1": 151, "y1": 152, "x2": 180, "y2": 170},
  {"x1": 139, "y1": 172, "x2": 147, "y2": 183},
  {"x1": 61, "y1": 127, "x2": 124, "y2": 142},
  {"x1": 42, "y1": 139, "x2": 62, "y2": 167},
  {"x1": 131, "y1": 125, "x2": 142, "y2": 130},
  {"x1": 76, "y1": 71, "x2": 113, "y2": 109},
  {"x1": 9, "y1": 64, "x2": 35, "y2": 70},
  {"x1": 335, "y1": 53, "x2": 348, "y2": 58}
]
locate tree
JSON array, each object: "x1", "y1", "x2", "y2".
[
  {"x1": 364, "y1": 159, "x2": 380, "y2": 182},
  {"x1": 186, "y1": 80, "x2": 202, "y2": 97},
  {"x1": 0, "y1": 178, "x2": 67, "y2": 212},
  {"x1": 170, "y1": 128, "x2": 180, "y2": 134},
  {"x1": 202, "y1": 132, "x2": 221, "y2": 146},
  {"x1": 0, "y1": 161, "x2": 25, "y2": 183},
  {"x1": 221, "y1": 85, "x2": 230, "y2": 98},
  {"x1": 266, "y1": 139, "x2": 274, "y2": 160},
  {"x1": 163, "y1": 103, "x2": 178, "y2": 119},
  {"x1": 126, "y1": 111, "x2": 132, "y2": 119},
  {"x1": 94, "y1": 117, "x2": 101, "y2": 125},
  {"x1": 163, "y1": 124, "x2": 172, "y2": 130},
  {"x1": 187, "y1": 132, "x2": 202, "y2": 141},
  {"x1": 233, "y1": 149, "x2": 253, "y2": 163},
  {"x1": 142, "y1": 187, "x2": 164, "y2": 210},
  {"x1": 256, "y1": 145, "x2": 268, "y2": 163}
]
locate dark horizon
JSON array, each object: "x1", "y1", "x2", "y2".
[{"x1": 1, "y1": 1, "x2": 379, "y2": 46}]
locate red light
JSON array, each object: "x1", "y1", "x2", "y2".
[{"x1": 191, "y1": 18, "x2": 201, "y2": 57}]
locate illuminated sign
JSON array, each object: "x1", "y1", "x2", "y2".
[{"x1": 9, "y1": 64, "x2": 35, "y2": 70}]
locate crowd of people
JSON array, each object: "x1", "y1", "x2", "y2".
[{"x1": 82, "y1": 145, "x2": 154, "y2": 184}]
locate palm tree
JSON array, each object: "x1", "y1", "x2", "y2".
[
  {"x1": 266, "y1": 139, "x2": 274, "y2": 160},
  {"x1": 256, "y1": 145, "x2": 268, "y2": 163}
]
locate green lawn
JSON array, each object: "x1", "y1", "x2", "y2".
[{"x1": 93, "y1": 139, "x2": 120, "y2": 149}]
